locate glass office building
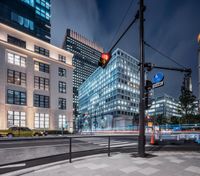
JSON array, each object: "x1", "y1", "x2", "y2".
[
  {"x1": 0, "y1": 0, "x2": 51, "y2": 43},
  {"x1": 62, "y1": 29, "x2": 103, "y2": 127},
  {"x1": 79, "y1": 48, "x2": 140, "y2": 130},
  {"x1": 147, "y1": 94, "x2": 181, "y2": 118}
]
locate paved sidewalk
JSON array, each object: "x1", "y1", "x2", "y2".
[{"x1": 3, "y1": 151, "x2": 200, "y2": 176}]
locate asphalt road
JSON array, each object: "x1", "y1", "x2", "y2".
[
  {"x1": 0, "y1": 136, "x2": 199, "y2": 175},
  {"x1": 0, "y1": 135, "x2": 139, "y2": 149}
]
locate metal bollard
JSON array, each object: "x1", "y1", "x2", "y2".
[
  {"x1": 108, "y1": 136, "x2": 111, "y2": 157},
  {"x1": 69, "y1": 137, "x2": 72, "y2": 163}
]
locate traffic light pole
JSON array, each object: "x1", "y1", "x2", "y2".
[{"x1": 138, "y1": 0, "x2": 146, "y2": 157}]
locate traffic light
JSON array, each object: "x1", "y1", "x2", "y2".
[
  {"x1": 145, "y1": 80, "x2": 153, "y2": 90},
  {"x1": 145, "y1": 80, "x2": 153, "y2": 110},
  {"x1": 98, "y1": 52, "x2": 111, "y2": 68}
]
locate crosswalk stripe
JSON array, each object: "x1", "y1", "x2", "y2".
[
  {"x1": 98, "y1": 142, "x2": 135, "y2": 146},
  {"x1": 92, "y1": 141, "x2": 131, "y2": 145}
]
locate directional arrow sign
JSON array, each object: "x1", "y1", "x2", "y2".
[
  {"x1": 152, "y1": 72, "x2": 164, "y2": 84},
  {"x1": 153, "y1": 81, "x2": 164, "y2": 88}
]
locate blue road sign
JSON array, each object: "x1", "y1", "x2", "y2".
[{"x1": 152, "y1": 72, "x2": 164, "y2": 84}]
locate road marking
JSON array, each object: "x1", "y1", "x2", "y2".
[
  {"x1": 98, "y1": 142, "x2": 134, "y2": 146},
  {"x1": 92, "y1": 141, "x2": 131, "y2": 145},
  {"x1": 0, "y1": 144, "x2": 69, "y2": 150},
  {"x1": 0, "y1": 163, "x2": 26, "y2": 169}
]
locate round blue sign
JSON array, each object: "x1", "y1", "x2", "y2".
[{"x1": 152, "y1": 72, "x2": 164, "y2": 84}]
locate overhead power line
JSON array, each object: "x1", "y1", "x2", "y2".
[
  {"x1": 109, "y1": 0, "x2": 135, "y2": 49},
  {"x1": 109, "y1": 10, "x2": 139, "y2": 53},
  {"x1": 144, "y1": 41, "x2": 187, "y2": 69}
]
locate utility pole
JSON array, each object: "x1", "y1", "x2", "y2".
[{"x1": 138, "y1": 0, "x2": 146, "y2": 157}]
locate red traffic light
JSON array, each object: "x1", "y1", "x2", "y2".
[
  {"x1": 101, "y1": 53, "x2": 111, "y2": 61},
  {"x1": 98, "y1": 52, "x2": 111, "y2": 68}
]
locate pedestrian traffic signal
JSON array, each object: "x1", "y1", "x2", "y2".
[
  {"x1": 98, "y1": 52, "x2": 111, "y2": 68},
  {"x1": 145, "y1": 80, "x2": 153, "y2": 90}
]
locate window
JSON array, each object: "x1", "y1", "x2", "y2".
[
  {"x1": 21, "y1": 0, "x2": 34, "y2": 7},
  {"x1": 58, "y1": 98, "x2": 66, "y2": 110},
  {"x1": 59, "y1": 81, "x2": 66, "y2": 93},
  {"x1": 34, "y1": 76, "x2": 49, "y2": 90},
  {"x1": 35, "y1": 0, "x2": 50, "y2": 20},
  {"x1": 58, "y1": 115, "x2": 66, "y2": 129},
  {"x1": 58, "y1": 68, "x2": 66, "y2": 77},
  {"x1": 34, "y1": 45, "x2": 49, "y2": 57},
  {"x1": 34, "y1": 113, "x2": 49, "y2": 129},
  {"x1": 8, "y1": 52, "x2": 26, "y2": 67},
  {"x1": 7, "y1": 35, "x2": 26, "y2": 48},
  {"x1": 7, "y1": 69, "x2": 26, "y2": 86},
  {"x1": 11, "y1": 12, "x2": 34, "y2": 30},
  {"x1": 34, "y1": 61, "x2": 49, "y2": 73},
  {"x1": 7, "y1": 90, "x2": 26, "y2": 105},
  {"x1": 7, "y1": 111, "x2": 26, "y2": 127},
  {"x1": 34, "y1": 94, "x2": 49, "y2": 108},
  {"x1": 58, "y1": 54, "x2": 66, "y2": 63}
]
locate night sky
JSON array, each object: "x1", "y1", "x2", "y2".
[{"x1": 51, "y1": 0, "x2": 200, "y2": 99}]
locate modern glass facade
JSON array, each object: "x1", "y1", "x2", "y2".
[
  {"x1": 62, "y1": 29, "x2": 104, "y2": 128},
  {"x1": 79, "y1": 48, "x2": 140, "y2": 130},
  {"x1": 0, "y1": 0, "x2": 51, "y2": 43},
  {"x1": 147, "y1": 94, "x2": 181, "y2": 118}
]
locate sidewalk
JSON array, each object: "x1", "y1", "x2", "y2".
[{"x1": 3, "y1": 150, "x2": 200, "y2": 176}]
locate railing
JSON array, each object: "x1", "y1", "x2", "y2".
[{"x1": 66, "y1": 135, "x2": 136, "y2": 163}]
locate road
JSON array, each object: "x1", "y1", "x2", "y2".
[
  {"x1": 0, "y1": 135, "x2": 199, "y2": 175},
  {"x1": 0, "y1": 135, "x2": 141, "y2": 174}
]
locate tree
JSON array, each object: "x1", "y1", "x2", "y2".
[{"x1": 179, "y1": 86, "x2": 196, "y2": 117}]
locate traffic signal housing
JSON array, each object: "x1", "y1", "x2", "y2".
[
  {"x1": 145, "y1": 80, "x2": 153, "y2": 110},
  {"x1": 98, "y1": 52, "x2": 111, "y2": 68}
]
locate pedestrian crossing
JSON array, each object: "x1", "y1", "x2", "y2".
[{"x1": 78, "y1": 138, "x2": 138, "y2": 148}]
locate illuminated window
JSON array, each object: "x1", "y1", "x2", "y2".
[
  {"x1": 59, "y1": 81, "x2": 66, "y2": 93},
  {"x1": 21, "y1": 0, "x2": 34, "y2": 7},
  {"x1": 8, "y1": 52, "x2": 26, "y2": 67},
  {"x1": 11, "y1": 12, "x2": 34, "y2": 30},
  {"x1": 34, "y1": 113, "x2": 49, "y2": 129},
  {"x1": 7, "y1": 111, "x2": 26, "y2": 127},
  {"x1": 58, "y1": 115, "x2": 66, "y2": 129},
  {"x1": 58, "y1": 98, "x2": 66, "y2": 110}
]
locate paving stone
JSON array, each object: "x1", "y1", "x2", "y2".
[
  {"x1": 137, "y1": 167, "x2": 160, "y2": 176},
  {"x1": 185, "y1": 166, "x2": 200, "y2": 174},
  {"x1": 120, "y1": 166, "x2": 141, "y2": 174},
  {"x1": 169, "y1": 159, "x2": 185, "y2": 164}
]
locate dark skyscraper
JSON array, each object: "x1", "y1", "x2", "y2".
[
  {"x1": 63, "y1": 29, "x2": 103, "y2": 127},
  {"x1": 0, "y1": 0, "x2": 51, "y2": 43}
]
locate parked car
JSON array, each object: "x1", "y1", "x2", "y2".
[{"x1": 0, "y1": 127, "x2": 47, "y2": 137}]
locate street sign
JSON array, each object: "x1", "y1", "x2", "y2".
[
  {"x1": 152, "y1": 72, "x2": 164, "y2": 84},
  {"x1": 152, "y1": 81, "x2": 164, "y2": 88}
]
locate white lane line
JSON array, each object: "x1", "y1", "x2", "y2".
[
  {"x1": 0, "y1": 144, "x2": 69, "y2": 150},
  {"x1": 110, "y1": 143, "x2": 137, "y2": 147},
  {"x1": 98, "y1": 142, "x2": 134, "y2": 146},
  {"x1": 91, "y1": 141, "x2": 129, "y2": 145},
  {"x1": 0, "y1": 163, "x2": 26, "y2": 169}
]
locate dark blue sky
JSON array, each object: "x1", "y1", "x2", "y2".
[{"x1": 51, "y1": 0, "x2": 200, "y2": 99}]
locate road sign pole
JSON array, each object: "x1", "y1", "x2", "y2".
[{"x1": 138, "y1": 0, "x2": 146, "y2": 157}]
